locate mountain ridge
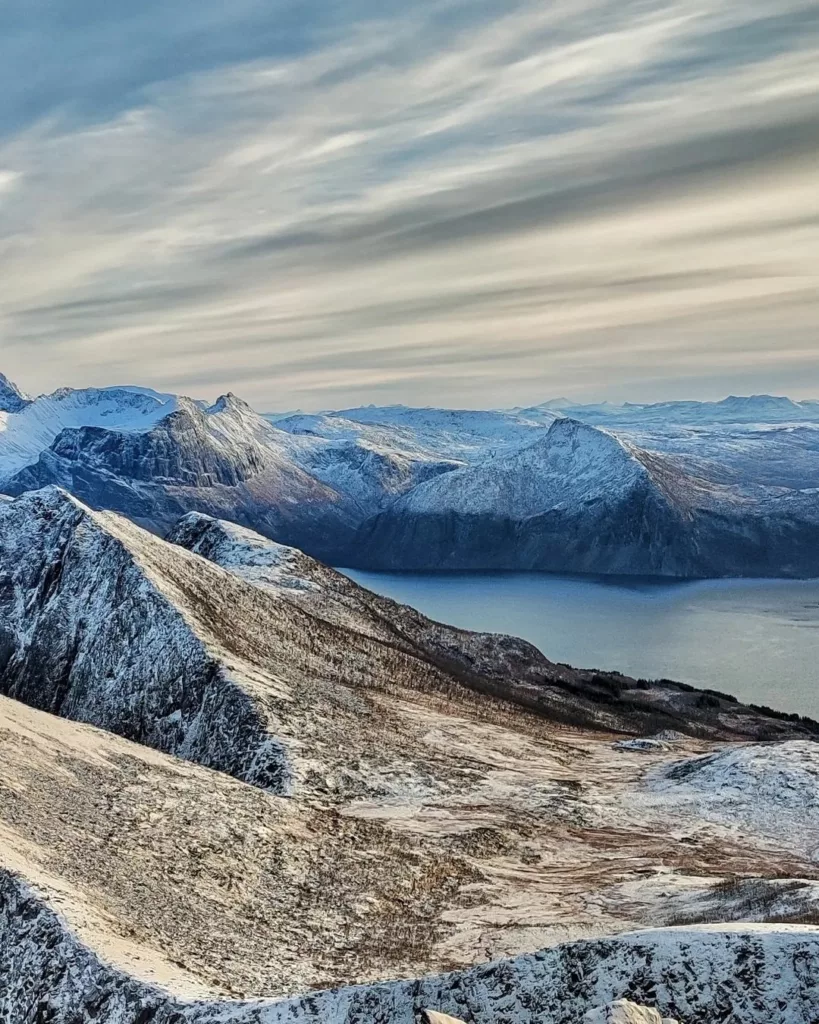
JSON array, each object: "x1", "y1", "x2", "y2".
[{"x1": 4, "y1": 373, "x2": 819, "y2": 578}]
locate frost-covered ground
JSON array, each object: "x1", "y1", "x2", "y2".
[{"x1": 2, "y1": 689, "x2": 819, "y2": 1021}]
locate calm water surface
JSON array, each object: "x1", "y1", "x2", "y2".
[{"x1": 341, "y1": 570, "x2": 819, "y2": 718}]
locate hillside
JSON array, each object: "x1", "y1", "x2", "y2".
[
  {"x1": 2, "y1": 488, "x2": 811, "y2": 805},
  {"x1": 2, "y1": 692, "x2": 819, "y2": 1020},
  {"x1": 167, "y1": 509, "x2": 818, "y2": 741}
]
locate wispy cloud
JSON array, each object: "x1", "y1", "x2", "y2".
[{"x1": 1, "y1": 0, "x2": 817, "y2": 407}]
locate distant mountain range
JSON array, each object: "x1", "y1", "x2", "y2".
[{"x1": 3, "y1": 375, "x2": 819, "y2": 577}]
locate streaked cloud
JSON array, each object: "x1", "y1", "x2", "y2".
[{"x1": 0, "y1": 0, "x2": 817, "y2": 408}]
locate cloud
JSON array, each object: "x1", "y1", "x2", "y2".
[{"x1": 0, "y1": 0, "x2": 818, "y2": 408}]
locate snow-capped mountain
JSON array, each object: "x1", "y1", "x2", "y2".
[
  {"x1": 0, "y1": 378, "x2": 465, "y2": 560},
  {"x1": 518, "y1": 394, "x2": 819, "y2": 428},
  {"x1": 351, "y1": 417, "x2": 819, "y2": 577},
  {"x1": 4, "y1": 373, "x2": 819, "y2": 578},
  {"x1": 0, "y1": 381, "x2": 179, "y2": 479},
  {"x1": 0, "y1": 373, "x2": 29, "y2": 413},
  {"x1": 2, "y1": 392, "x2": 365, "y2": 560}
]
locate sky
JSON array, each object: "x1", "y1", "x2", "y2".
[{"x1": 0, "y1": 0, "x2": 817, "y2": 411}]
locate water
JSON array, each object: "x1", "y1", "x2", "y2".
[{"x1": 341, "y1": 570, "x2": 819, "y2": 719}]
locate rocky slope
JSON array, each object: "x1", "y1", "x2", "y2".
[
  {"x1": 5, "y1": 857, "x2": 819, "y2": 1024},
  {"x1": 0, "y1": 487, "x2": 814, "y2": 802},
  {"x1": 0, "y1": 487, "x2": 295, "y2": 791},
  {"x1": 0, "y1": 371, "x2": 30, "y2": 413}
]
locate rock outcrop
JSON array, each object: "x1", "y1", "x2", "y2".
[{"x1": 582, "y1": 1001, "x2": 679, "y2": 1024}]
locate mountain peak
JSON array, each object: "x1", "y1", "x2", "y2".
[
  {"x1": 0, "y1": 373, "x2": 29, "y2": 413},
  {"x1": 209, "y1": 392, "x2": 254, "y2": 415}
]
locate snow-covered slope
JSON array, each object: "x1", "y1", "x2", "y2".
[
  {"x1": 7, "y1": 872, "x2": 819, "y2": 1024},
  {"x1": 646, "y1": 741, "x2": 819, "y2": 855},
  {"x1": 283, "y1": 427, "x2": 460, "y2": 511},
  {"x1": 0, "y1": 487, "x2": 293, "y2": 791},
  {"x1": 0, "y1": 383, "x2": 179, "y2": 480},
  {"x1": 390, "y1": 419, "x2": 652, "y2": 519},
  {"x1": 349, "y1": 417, "x2": 819, "y2": 577},
  {"x1": 311, "y1": 403, "x2": 556, "y2": 460}
]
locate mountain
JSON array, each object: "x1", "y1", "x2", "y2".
[
  {"x1": 0, "y1": 383, "x2": 179, "y2": 479},
  {"x1": 2, "y1": 393, "x2": 365, "y2": 559},
  {"x1": 3, "y1": 487, "x2": 819, "y2": 1020},
  {"x1": 350, "y1": 417, "x2": 819, "y2": 577},
  {"x1": 0, "y1": 383, "x2": 463, "y2": 561},
  {"x1": 0, "y1": 372, "x2": 29, "y2": 413},
  {"x1": 521, "y1": 394, "x2": 819, "y2": 428},
  {"x1": 5, "y1": 375, "x2": 819, "y2": 578},
  {"x1": 0, "y1": 486, "x2": 299, "y2": 791},
  {"x1": 274, "y1": 415, "x2": 461, "y2": 511},
  {"x1": 4, "y1": 486, "x2": 808, "y2": 778}
]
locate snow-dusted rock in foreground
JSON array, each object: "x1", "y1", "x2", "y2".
[
  {"x1": 646, "y1": 741, "x2": 819, "y2": 856},
  {"x1": 195, "y1": 926, "x2": 819, "y2": 1024},
  {"x1": 582, "y1": 1001, "x2": 678, "y2": 1024},
  {"x1": 1, "y1": 643, "x2": 819, "y2": 1020},
  {"x1": 0, "y1": 487, "x2": 291, "y2": 791},
  {"x1": 5, "y1": 876, "x2": 818, "y2": 1024}
]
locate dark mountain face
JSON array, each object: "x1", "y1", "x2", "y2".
[
  {"x1": 347, "y1": 422, "x2": 819, "y2": 578},
  {"x1": 0, "y1": 373, "x2": 28, "y2": 413}
]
